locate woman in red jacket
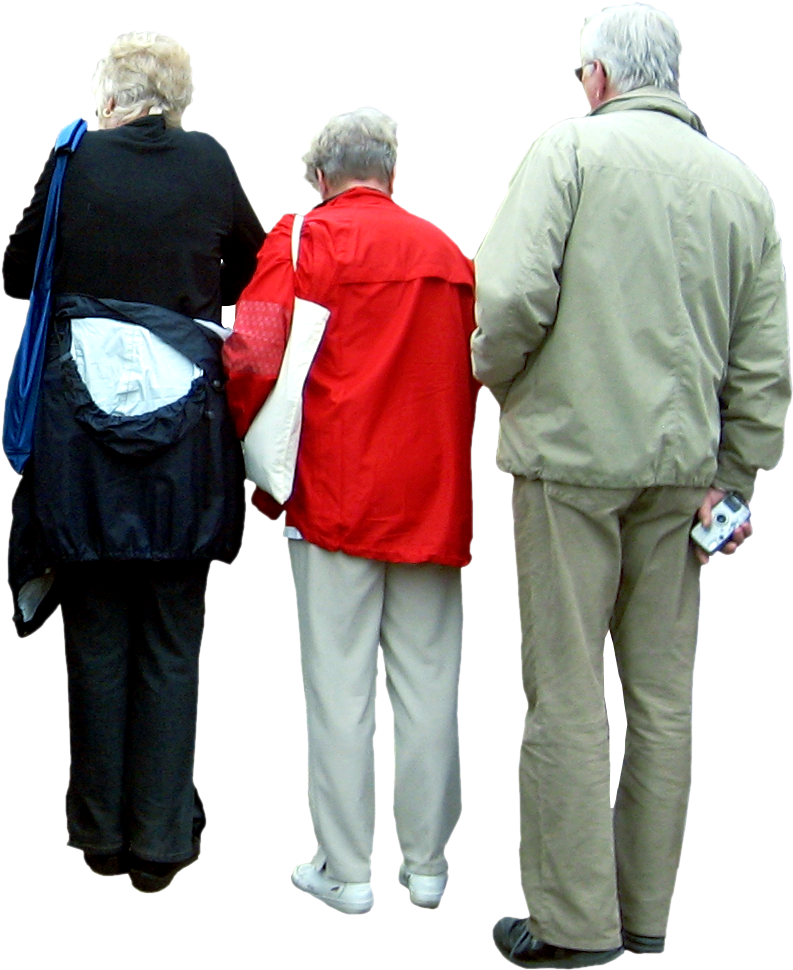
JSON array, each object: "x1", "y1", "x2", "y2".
[{"x1": 225, "y1": 107, "x2": 478, "y2": 915}]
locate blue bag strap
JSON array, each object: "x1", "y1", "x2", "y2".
[
  {"x1": 3, "y1": 119, "x2": 86, "y2": 473},
  {"x1": 55, "y1": 119, "x2": 87, "y2": 153}
]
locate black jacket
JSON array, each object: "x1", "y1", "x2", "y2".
[
  {"x1": 4, "y1": 117, "x2": 265, "y2": 635},
  {"x1": 4, "y1": 116, "x2": 264, "y2": 320}
]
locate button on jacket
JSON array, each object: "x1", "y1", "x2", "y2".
[{"x1": 473, "y1": 87, "x2": 790, "y2": 500}]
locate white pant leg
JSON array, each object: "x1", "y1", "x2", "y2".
[
  {"x1": 381, "y1": 562, "x2": 463, "y2": 876},
  {"x1": 289, "y1": 540, "x2": 385, "y2": 884}
]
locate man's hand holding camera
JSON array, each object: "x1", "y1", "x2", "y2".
[{"x1": 692, "y1": 488, "x2": 753, "y2": 566}]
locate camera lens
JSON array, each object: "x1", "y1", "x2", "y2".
[{"x1": 716, "y1": 513, "x2": 727, "y2": 523}]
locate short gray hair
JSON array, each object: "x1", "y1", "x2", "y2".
[
  {"x1": 580, "y1": 4, "x2": 681, "y2": 94},
  {"x1": 303, "y1": 108, "x2": 398, "y2": 191},
  {"x1": 93, "y1": 32, "x2": 193, "y2": 129}
]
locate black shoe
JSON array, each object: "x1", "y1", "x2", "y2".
[
  {"x1": 128, "y1": 849, "x2": 199, "y2": 893},
  {"x1": 623, "y1": 931, "x2": 664, "y2": 954},
  {"x1": 84, "y1": 851, "x2": 130, "y2": 876},
  {"x1": 493, "y1": 918, "x2": 624, "y2": 968}
]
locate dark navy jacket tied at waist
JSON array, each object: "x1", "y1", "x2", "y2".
[
  {"x1": 55, "y1": 294, "x2": 228, "y2": 454},
  {"x1": 10, "y1": 295, "x2": 245, "y2": 637}
]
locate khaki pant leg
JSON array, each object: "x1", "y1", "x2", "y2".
[
  {"x1": 513, "y1": 478, "x2": 627, "y2": 951},
  {"x1": 611, "y1": 487, "x2": 703, "y2": 938},
  {"x1": 289, "y1": 540, "x2": 385, "y2": 884},
  {"x1": 380, "y1": 562, "x2": 463, "y2": 877}
]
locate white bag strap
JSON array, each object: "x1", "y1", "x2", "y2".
[{"x1": 291, "y1": 214, "x2": 304, "y2": 270}]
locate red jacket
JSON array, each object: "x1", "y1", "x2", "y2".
[{"x1": 225, "y1": 187, "x2": 478, "y2": 567}]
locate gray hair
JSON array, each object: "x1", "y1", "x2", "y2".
[
  {"x1": 303, "y1": 107, "x2": 398, "y2": 191},
  {"x1": 93, "y1": 32, "x2": 193, "y2": 129},
  {"x1": 580, "y1": 4, "x2": 681, "y2": 94}
]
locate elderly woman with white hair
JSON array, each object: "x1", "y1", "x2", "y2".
[
  {"x1": 4, "y1": 33, "x2": 263, "y2": 891},
  {"x1": 224, "y1": 107, "x2": 477, "y2": 915}
]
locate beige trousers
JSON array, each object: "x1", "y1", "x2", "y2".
[
  {"x1": 512, "y1": 479, "x2": 703, "y2": 951},
  {"x1": 289, "y1": 540, "x2": 463, "y2": 884}
]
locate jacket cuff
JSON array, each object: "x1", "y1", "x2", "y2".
[
  {"x1": 251, "y1": 488, "x2": 285, "y2": 520},
  {"x1": 712, "y1": 460, "x2": 756, "y2": 503}
]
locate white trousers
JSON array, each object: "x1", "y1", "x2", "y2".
[{"x1": 289, "y1": 540, "x2": 463, "y2": 883}]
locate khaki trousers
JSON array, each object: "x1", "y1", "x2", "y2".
[
  {"x1": 289, "y1": 540, "x2": 463, "y2": 883},
  {"x1": 513, "y1": 479, "x2": 703, "y2": 950}
]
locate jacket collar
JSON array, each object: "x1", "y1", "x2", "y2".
[
  {"x1": 315, "y1": 185, "x2": 394, "y2": 210},
  {"x1": 115, "y1": 115, "x2": 168, "y2": 131},
  {"x1": 590, "y1": 86, "x2": 707, "y2": 136},
  {"x1": 100, "y1": 115, "x2": 169, "y2": 142}
]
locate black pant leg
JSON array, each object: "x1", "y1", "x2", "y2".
[
  {"x1": 126, "y1": 560, "x2": 209, "y2": 862},
  {"x1": 60, "y1": 562, "x2": 132, "y2": 853}
]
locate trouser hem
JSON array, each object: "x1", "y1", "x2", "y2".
[{"x1": 68, "y1": 839, "x2": 126, "y2": 854}]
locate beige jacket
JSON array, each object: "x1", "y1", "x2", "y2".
[{"x1": 473, "y1": 88, "x2": 790, "y2": 500}]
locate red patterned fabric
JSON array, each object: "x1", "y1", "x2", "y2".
[{"x1": 223, "y1": 249, "x2": 294, "y2": 438}]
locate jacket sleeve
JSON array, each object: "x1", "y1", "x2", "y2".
[
  {"x1": 222, "y1": 216, "x2": 295, "y2": 438},
  {"x1": 3, "y1": 154, "x2": 55, "y2": 318},
  {"x1": 472, "y1": 126, "x2": 580, "y2": 401},
  {"x1": 713, "y1": 228, "x2": 791, "y2": 501},
  {"x1": 220, "y1": 161, "x2": 266, "y2": 306}
]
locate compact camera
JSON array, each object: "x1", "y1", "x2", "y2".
[{"x1": 690, "y1": 492, "x2": 751, "y2": 555}]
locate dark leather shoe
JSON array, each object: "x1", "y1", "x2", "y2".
[
  {"x1": 623, "y1": 931, "x2": 664, "y2": 954},
  {"x1": 493, "y1": 917, "x2": 624, "y2": 968},
  {"x1": 128, "y1": 849, "x2": 199, "y2": 893},
  {"x1": 84, "y1": 851, "x2": 130, "y2": 876}
]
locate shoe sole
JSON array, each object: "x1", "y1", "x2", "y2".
[
  {"x1": 495, "y1": 942, "x2": 624, "y2": 968},
  {"x1": 291, "y1": 869, "x2": 373, "y2": 914},
  {"x1": 398, "y1": 866, "x2": 445, "y2": 908},
  {"x1": 397, "y1": 873, "x2": 445, "y2": 909},
  {"x1": 493, "y1": 923, "x2": 624, "y2": 969},
  {"x1": 84, "y1": 853, "x2": 129, "y2": 876},
  {"x1": 127, "y1": 851, "x2": 201, "y2": 896},
  {"x1": 623, "y1": 931, "x2": 664, "y2": 954}
]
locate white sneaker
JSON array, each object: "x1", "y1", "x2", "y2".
[
  {"x1": 291, "y1": 863, "x2": 373, "y2": 914},
  {"x1": 398, "y1": 864, "x2": 448, "y2": 908}
]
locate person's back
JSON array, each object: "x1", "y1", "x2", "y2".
[
  {"x1": 5, "y1": 119, "x2": 261, "y2": 324},
  {"x1": 476, "y1": 86, "x2": 784, "y2": 496},
  {"x1": 284, "y1": 187, "x2": 476, "y2": 564}
]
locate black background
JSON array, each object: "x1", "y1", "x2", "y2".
[{"x1": 2, "y1": 4, "x2": 790, "y2": 952}]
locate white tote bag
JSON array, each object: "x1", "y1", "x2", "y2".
[{"x1": 242, "y1": 215, "x2": 330, "y2": 503}]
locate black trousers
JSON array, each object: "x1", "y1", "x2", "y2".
[{"x1": 59, "y1": 560, "x2": 210, "y2": 862}]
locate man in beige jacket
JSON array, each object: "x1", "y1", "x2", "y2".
[{"x1": 473, "y1": 4, "x2": 790, "y2": 968}]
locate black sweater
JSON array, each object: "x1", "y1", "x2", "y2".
[{"x1": 3, "y1": 115, "x2": 264, "y2": 322}]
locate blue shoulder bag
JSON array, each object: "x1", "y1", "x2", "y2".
[{"x1": 3, "y1": 118, "x2": 87, "y2": 473}]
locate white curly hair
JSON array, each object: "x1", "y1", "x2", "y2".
[{"x1": 93, "y1": 32, "x2": 193, "y2": 129}]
